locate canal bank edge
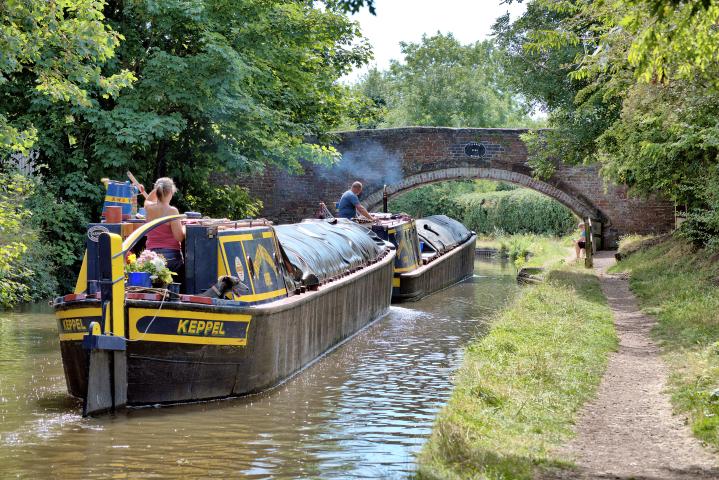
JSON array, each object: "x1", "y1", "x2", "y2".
[{"x1": 416, "y1": 251, "x2": 617, "y2": 479}]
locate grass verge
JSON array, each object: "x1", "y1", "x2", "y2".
[
  {"x1": 476, "y1": 234, "x2": 574, "y2": 268},
  {"x1": 610, "y1": 237, "x2": 719, "y2": 447},
  {"x1": 417, "y1": 253, "x2": 617, "y2": 479}
]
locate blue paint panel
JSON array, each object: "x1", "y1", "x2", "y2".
[
  {"x1": 217, "y1": 228, "x2": 287, "y2": 305},
  {"x1": 185, "y1": 225, "x2": 218, "y2": 294},
  {"x1": 86, "y1": 223, "x2": 122, "y2": 286},
  {"x1": 372, "y1": 221, "x2": 420, "y2": 272}
]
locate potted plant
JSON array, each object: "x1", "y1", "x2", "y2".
[{"x1": 126, "y1": 250, "x2": 176, "y2": 288}]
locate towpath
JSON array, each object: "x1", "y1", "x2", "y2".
[{"x1": 543, "y1": 251, "x2": 718, "y2": 479}]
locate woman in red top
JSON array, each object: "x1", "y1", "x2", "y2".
[{"x1": 141, "y1": 177, "x2": 186, "y2": 274}]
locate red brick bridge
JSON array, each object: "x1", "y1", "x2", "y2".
[{"x1": 240, "y1": 127, "x2": 674, "y2": 248}]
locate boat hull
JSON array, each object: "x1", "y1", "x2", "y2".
[
  {"x1": 55, "y1": 249, "x2": 395, "y2": 406},
  {"x1": 392, "y1": 234, "x2": 476, "y2": 303}
]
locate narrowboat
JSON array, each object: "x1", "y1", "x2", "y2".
[
  {"x1": 367, "y1": 214, "x2": 477, "y2": 302},
  {"x1": 54, "y1": 216, "x2": 394, "y2": 416}
]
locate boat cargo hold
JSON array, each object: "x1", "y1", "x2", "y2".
[
  {"x1": 368, "y1": 214, "x2": 477, "y2": 303},
  {"x1": 54, "y1": 216, "x2": 394, "y2": 415}
]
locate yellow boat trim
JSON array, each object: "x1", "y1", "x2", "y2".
[
  {"x1": 128, "y1": 308, "x2": 251, "y2": 346},
  {"x1": 104, "y1": 195, "x2": 131, "y2": 204},
  {"x1": 392, "y1": 277, "x2": 401, "y2": 287},
  {"x1": 388, "y1": 229, "x2": 396, "y2": 234},
  {"x1": 73, "y1": 252, "x2": 88, "y2": 294},
  {"x1": 221, "y1": 233, "x2": 255, "y2": 241},
  {"x1": 56, "y1": 307, "x2": 102, "y2": 319},
  {"x1": 394, "y1": 265, "x2": 418, "y2": 273},
  {"x1": 240, "y1": 288, "x2": 287, "y2": 302},
  {"x1": 261, "y1": 231, "x2": 274, "y2": 238},
  {"x1": 121, "y1": 215, "x2": 186, "y2": 254}
]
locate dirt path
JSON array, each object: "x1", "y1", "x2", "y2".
[{"x1": 543, "y1": 251, "x2": 718, "y2": 480}]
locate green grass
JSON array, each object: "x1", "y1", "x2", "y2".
[
  {"x1": 417, "y1": 254, "x2": 617, "y2": 479},
  {"x1": 610, "y1": 237, "x2": 719, "y2": 447},
  {"x1": 476, "y1": 234, "x2": 574, "y2": 269}
]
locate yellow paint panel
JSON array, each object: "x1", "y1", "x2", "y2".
[
  {"x1": 128, "y1": 307, "x2": 251, "y2": 346},
  {"x1": 56, "y1": 307, "x2": 102, "y2": 319},
  {"x1": 392, "y1": 278, "x2": 401, "y2": 287},
  {"x1": 73, "y1": 251, "x2": 88, "y2": 294},
  {"x1": 108, "y1": 233, "x2": 125, "y2": 338},
  {"x1": 220, "y1": 233, "x2": 254, "y2": 242},
  {"x1": 261, "y1": 231, "x2": 274, "y2": 238}
]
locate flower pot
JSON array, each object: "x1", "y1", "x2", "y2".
[{"x1": 128, "y1": 271, "x2": 152, "y2": 288}]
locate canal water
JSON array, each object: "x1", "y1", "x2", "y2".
[{"x1": 0, "y1": 257, "x2": 517, "y2": 479}]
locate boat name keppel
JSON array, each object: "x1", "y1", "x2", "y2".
[
  {"x1": 62, "y1": 318, "x2": 87, "y2": 332},
  {"x1": 177, "y1": 319, "x2": 227, "y2": 336}
]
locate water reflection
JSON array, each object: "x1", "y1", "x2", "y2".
[{"x1": 0, "y1": 257, "x2": 516, "y2": 479}]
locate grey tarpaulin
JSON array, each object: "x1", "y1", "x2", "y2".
[
  {"x1": 275, "y1": 219, "x2": 384, "y2": 289},
  {"x1": 416, "y1": 215, "x2": 472, "y2": 253}
]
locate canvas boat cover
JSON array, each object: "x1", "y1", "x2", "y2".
[
  {"x1": 274, "y1": 219, "x2": 385, "y2": 289},
  {"x1": 416, "y1": 215, "x2": 472, "y2": 253}
]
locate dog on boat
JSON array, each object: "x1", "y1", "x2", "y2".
[{"x1": 200, "y1": 276, "x2": 250, "y2": 298}]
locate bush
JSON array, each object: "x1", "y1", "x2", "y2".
[
  {"x1": 0, "y1": 172, "x2": 58, "y2": 307},
  {"x1": 387, "y1": 180, "x2": 474, "y2": 218},
  {"x1": 457, "y1": 189, "x2": 576, "y2": 236}
]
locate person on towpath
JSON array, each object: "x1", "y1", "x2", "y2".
[
  {"x1": 575, "y1": 221, "x2": 587, "y2": 260},
  {"x1": 337, "y1": 181, "x2": 373, "y2": 220}
]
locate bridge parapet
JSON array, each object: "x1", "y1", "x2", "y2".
[{"x1": 231, "y1": 127, "x2": 673, "y2": 248}]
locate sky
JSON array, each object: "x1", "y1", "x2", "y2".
[{"x1": 342, "y1": 0, "x2": 527, "y2": 83}]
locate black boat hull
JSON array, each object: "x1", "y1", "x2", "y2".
[
  {"x1": 392, "y1": 235, "x2": 476, "y2": 303},
  {"x1": 56, "y1": 250, "x2": 394, "y2": 405}
]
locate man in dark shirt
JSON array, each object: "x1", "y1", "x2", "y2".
[{"x1": 337, "y1": 181, "x2": 373, "y2": 220}]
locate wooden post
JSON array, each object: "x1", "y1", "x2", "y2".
[{"x1": 584, "y1": 218, "x2": 593, "y2": 268}]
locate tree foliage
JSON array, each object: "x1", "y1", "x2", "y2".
[
  {"x1": 388, "y1": 180, "x2": 573, "y2": 237},
  {"x1": 0, "y1": 172, "x2": 57, "y2": 306},
  {"x1": 0, "y1": 0, "x2": 134, "y2": 155},
  {"x1": 352, "y1": 33, "x2": 535, "y2": 128},
  {"x1": 500, "y1": 0, "x2": 719, "y2": 246},
  {"x1": 457, "y1": 189, "x2": 576, "y2": 236},
  {"x1": 1, "y1": 0, "x2": 372, "y2": 291}
]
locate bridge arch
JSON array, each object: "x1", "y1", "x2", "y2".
[
  {"x1": 362, "y1": 167, "x2": 600, "y2": 222},
  {"x1": 237, "y1": 127, "x2": 674, "y2": 248}
]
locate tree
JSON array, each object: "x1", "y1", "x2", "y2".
[
  {"x1": 353, "y1": 33, "x2": 533, "y2": 129},
  {"x1": 493, "y1": 1, "x2": 625, "y2": 169},
  {"x1": 1, "y1": 0, "x2": 372, "y2": 288},
  {"x1": 0, "y1": 0, "x2": 134, "y2": 155},
  {"x1": 502, "y1": 0, "x2": 719, "y2": 246}
]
